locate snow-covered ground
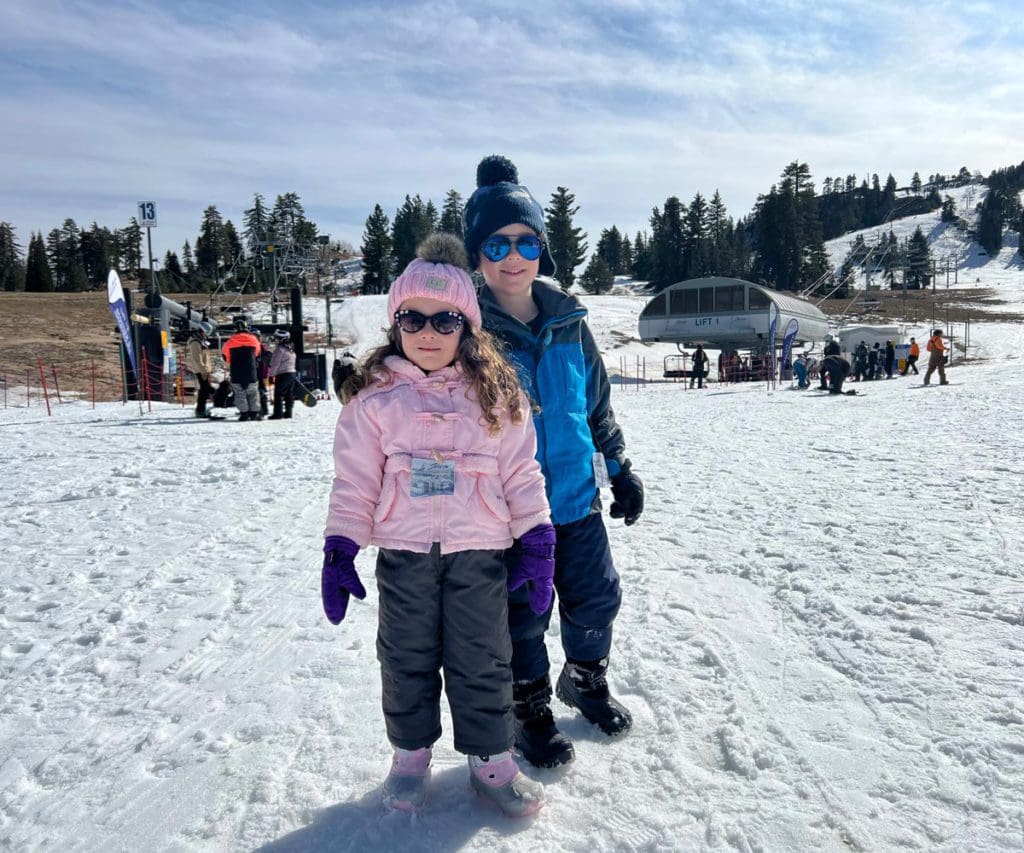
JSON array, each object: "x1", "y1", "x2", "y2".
[
  {"x1": 825, "y1": 184, "x2": 1024, "y2": 314},
  {"x1": 3, "y1": 273, "x2": 1024, "y2": 851}
]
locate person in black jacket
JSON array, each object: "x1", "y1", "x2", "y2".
[
  {"x1": 690, "y1": 345, "x2": 709, "y2": 389},
  {"x1": 222, "y1": 319, "x2": 263, "y2": 421},
  {"x1": 884, "y1": 340, "x2": 896, "y2": 379},
  {"x1": 820, "y1": 335, "x2": 841, "y2": 389}
]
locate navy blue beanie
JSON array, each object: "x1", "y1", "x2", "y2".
[{"x1": 463, "y1": 155, "x2": 556, "y2": 277}]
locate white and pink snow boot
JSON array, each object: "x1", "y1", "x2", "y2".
[
  {"x1": 468, "y1": 751, "x2": 544, "y2": 818},
  {"x1": 383, "y1": 747, "x2": 431, "y2": 813}
]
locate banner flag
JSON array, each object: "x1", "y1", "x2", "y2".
[
  {"x1": 780, "y1": 318, "x2": 800, "y2": 379},
  {"x1": 768, "y1": 302, "x2": 779, "y2": 382},
  {"x1": 107, "y1": 270, "x2": 137, "y2": 377}
]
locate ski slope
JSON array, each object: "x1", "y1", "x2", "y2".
[{"x1": 2, "y1": 287, "x2": 1023, "y2": 850}]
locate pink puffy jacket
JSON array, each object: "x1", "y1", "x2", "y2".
[{"x1": 325, "y1": 356, "x2": 550, "y2": 554}]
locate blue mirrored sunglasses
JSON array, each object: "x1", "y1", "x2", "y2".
[
  {"x1": 479, "y1": 234, "x2": 544, "y2": 263},
  {"x1": 394, "y1": 309, "x2": 464, "y2": 335}
]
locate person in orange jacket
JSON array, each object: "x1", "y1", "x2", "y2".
[
  {"x1": 222, "y1": 318, "x2": 264, "y2": 419},
  {"x1": 923, "y1": 329, "x2": 948, "y2": 386},
  {"x1": 901, "y1": 337, "x2": 920, "y2": 375}
]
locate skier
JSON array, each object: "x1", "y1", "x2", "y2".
[
  {"x1": 465, "y1": 155, "x2": 644, "y2": 768},
  {"x1": 322, "y1": 234, "x2": 552, "y2": 817},
  {"x1": 884, "y1": 340, "x2": 896, "y2": 379},
  {"x1": 690, "y1": 345, "x2": 709, "y2": 389}
]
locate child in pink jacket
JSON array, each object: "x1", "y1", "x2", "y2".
[{"x1": 322, "y1": 233, "x2": 554, "y2": 818}]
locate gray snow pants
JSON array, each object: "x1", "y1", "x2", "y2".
[
  {"x1": 231, "y1": 382, "x2": 259, "y2": 414},
  {"x1": 375, "y1": 544, "x2": 514, "y2": 756}
]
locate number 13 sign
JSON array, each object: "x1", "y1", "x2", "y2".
[{"x1": 138, "y1": 201, "x2": 157, "y2": 227}]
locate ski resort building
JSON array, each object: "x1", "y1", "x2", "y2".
[{"x1": 637, "y1": 277, "x2": 829, "y2": 351}]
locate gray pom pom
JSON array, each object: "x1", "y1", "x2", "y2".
[
  {"x1": 476, "y1": 155, "x2": 518, "y2": 187},
  {"x1": 417, "y1": 232, "x2": 469, "y2": 270}
]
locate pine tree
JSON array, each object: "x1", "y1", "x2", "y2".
[
  {"x1": 24, "y1": 232, "x2": 54, "y2": 292},
  {"x1": 270, "y1": 192, "x2": 308, "y2": 244},
  {"x1": 162, "y1": 250, "x2": 184, "y2": 287},
  {"x1": 391, "y1": 195, "x2": 433, "y2": 273},
  {"x1": 222, "y1": 220, "x2": 242, "y2": 270},
  {"x1": 544, "y1": 187, "x2": 587, "y2": 288},
  {"x1": 120, "y1": 218, "x2": 143, "y2": 277},
  {"x1": 911, "y1": 172, "x2": 923, "y2": 194},
  {"x1": 978, "y1": 189, "x2": 1005, "y2": 255},
  {"x1": 439, "y1": 190, "x2": 464, "y2": 236},
  {"x1": 0, "y1": 222, "x2": 22, "y2": 291},
  {"x1": 648, "y1": 197, "x2": 686, "y2": 291},
  {"x1": 596, "y1": 226, "x2": 622, "y2": 274},
  {"x1": 906, "y1": 226, "x2": 932, "y2": 288},
  {"x1": 706, "y1": 190, "x2": 731, "y2": 276},
  {"x1": 194, "y1": 205, "x2": 225, "y2": 282},
  {"x1": 80, "y1": 222, "x2": 114, "y2": 285},
  {"x1": 578, "y1": 255, "x2": 614, "y2": 295},
  {"x1": 182, "y1": 241, "x2": 196, "y2": 280},
  {"x1": 361, "y1": 204, "x2": 393, "y2": 295},
  {"x1": 631, "y1": 231, "x2": 650, "y2": 281},
  {"x1": 243, "y1": 193, "x2": 270, "y2": 255},
  {"x1": 619, "y1": 233, "x2": 633, "y2": 276},
  {"x1": 46, "y1": 219, "x2": 88, "y2": 291},
  {"x1": 683, "y1": 192, "x2": 708, "y2": 278}
]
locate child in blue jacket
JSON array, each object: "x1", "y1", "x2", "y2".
[{"x1": 463, "y1": 155, "x2": 645, "y2": 768}]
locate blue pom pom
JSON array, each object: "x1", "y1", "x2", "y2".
[{"x1": 476, "y1": 155, "x2": 518, "y2": 188}]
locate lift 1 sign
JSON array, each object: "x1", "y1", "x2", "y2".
[{"x1": 138, "y1": 201, "x2": 157, "y2": 227}]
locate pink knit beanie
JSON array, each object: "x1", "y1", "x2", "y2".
[{"x1": 386, "y1": 233, "x2": 481, "y2": 330}]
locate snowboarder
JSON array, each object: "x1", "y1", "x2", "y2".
[
  {"x1": 466, "y1": 155, "x2": 644, "y2": 769},
  {"x1": 793, "y1": 353, "x2": 810, "y2": 389},
  {"x1": 821, "y1": 354, "x2": 851, "y2": 394},
  {"x1": 322, "y1": 233, "x2": 551, "y2": 817},
  {"x1": 268, "y1": 330, "x2": 296, "y2": 419}
]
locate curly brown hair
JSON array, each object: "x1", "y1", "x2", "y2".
[{"x1": 340, "y1": 325, "x2": 525, "y2": 435}]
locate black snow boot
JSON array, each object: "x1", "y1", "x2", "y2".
[
  {"x1": 512, "y1": 676, "x2": 575, "y2": 768},
  {"x1": 556, "y1": 658, "x2": 632, "y2": 736}
]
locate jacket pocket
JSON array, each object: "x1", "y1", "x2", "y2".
[
  {"x1": 476, "y1": 476, "x2": 512, "y2": 523},
  {"x1": 373, "y1": 474, "x2": 399, "y2": 524}
]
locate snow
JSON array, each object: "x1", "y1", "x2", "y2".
[{"x1": 3, "y1": 251, "x2": 1024, "y2": 851}]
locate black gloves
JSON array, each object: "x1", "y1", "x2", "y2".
[{"x1": 609, "y1": 459, "x2": 644, "y2": 526}]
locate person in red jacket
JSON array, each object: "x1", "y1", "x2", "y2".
[
  {"x1": 923, "y1": 329, "x2": 948, "y2": 386},
  {"x1": 222, "y1": 319, "x2": 263, "y2": 420}
]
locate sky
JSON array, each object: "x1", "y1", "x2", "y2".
[{"x1": 2, "y1": 0, "x2": 1023, "y2": 264}]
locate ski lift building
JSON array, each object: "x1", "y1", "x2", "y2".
[{"x1": 637, "y1": 277, "x2": 829, "y2": 350}]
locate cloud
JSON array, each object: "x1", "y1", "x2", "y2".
[{"x1": 1, "y1": 0, "x2": 1022, "y2": 262}]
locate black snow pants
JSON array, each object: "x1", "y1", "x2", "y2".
[{"x1": 375, "y1": 545, "x2": 514, "y2": 757}]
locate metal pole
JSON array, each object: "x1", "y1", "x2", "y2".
[{"x1": 146, "y1": 226, "x2": 157, "y2": 295}]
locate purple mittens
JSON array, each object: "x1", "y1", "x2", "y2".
[
  {"x1": 321, "y1": 535, "x2": 366, "y2": 624},
  {"x1": 510, "y1": 524, "x2": 556, "y2": 615}
]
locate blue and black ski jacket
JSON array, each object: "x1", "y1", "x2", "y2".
[{"x1": 479, "y1": 278, "x2": 627, "y2": 526}]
